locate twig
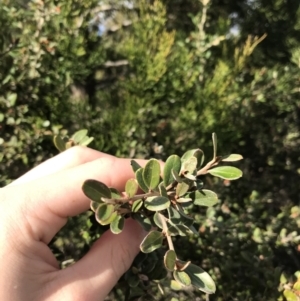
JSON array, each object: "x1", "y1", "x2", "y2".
[{"x1": 158, "y1": 213, "x2": 175, "y2": 251}]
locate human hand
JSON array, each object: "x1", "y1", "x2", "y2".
[{"x1": 0, "y1": 147, "x2": 148, "y2": 301}]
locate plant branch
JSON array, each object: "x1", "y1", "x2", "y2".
[
  {"x1": 197, "y1": 157, "x2": 220, "y2": 176},
  {"x1": 111, "y1": 191, "x2": 161, "y2": 205},
  {"x1": 158, "y1": 212, "x2": 174, "y2": 251}
]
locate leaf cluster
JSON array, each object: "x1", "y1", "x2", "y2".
[
  {"x1": 80, "y1": 133, "x2": 242, "y2": 296},
  {"x1": 53, "y1": 129, "x2": 94, "y2": 152}
]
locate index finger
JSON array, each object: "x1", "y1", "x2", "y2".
[{"x1": 3, "y1": 156, "x2": 145, "y2": 244}]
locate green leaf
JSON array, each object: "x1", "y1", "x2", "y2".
[
  {"x1": 158, "y1": 182, "x2": 168, "y2": 198},
  {"x1": 144, "y1": 196, "x2": 170, "y2": 211},
  {"x1": 167, "y1": 207, "x2": 181, "y2": 224},
  {"x1": 65, "y1": 140, "x2": 75, "y2": 149},
  {"x1": 53, "y1": 135, "x2": 66, "y2": 152},
  {"x1": 135, "y1": 168, "x2": 149, "y2": 192},
  {"x1": 164, "y1": 250, "x2": 177, "y2": 271},
  {"x1": 140, "y1": 256, "x2": 157, "y2": 274},
  {"x1": 173, "y1": 270, "x2": 191, "y2": 287},
  {"x1": 110, "y1": 215, "x2": 124, "y2": 234},
  {"x1": 131, "y1": 160, "x2": 142, "y2": 173},
  {"x1": 153, "y1": 212, "x2": 163, "y2": 229},
  {"x1": 171, "y1": 169, "x2": 183, "y2": 183},
  {"x1": 132, "y1": 199, "x2": 143, "y2": 212},
  {"x1": 133, "y1": 252, "x2": 148, "y2": 266},
  {"x1": 170, "y1": 280, "x2": 182, "y2": 291},
  {"x1": 110, "y1": 188, "x2": 122, "y2": 199},
  {"x1": 176, "y1": 197, "x2": 192, "y2": 203},
  {"x1": 181, "y1": 149, "x2": 205, "y2": 169},
  {"x1": 128, "y1": 286, "x2": 144, "y2": 299},
  {"x1": 147, "y1": 260, "x2": 168, "y2": 280},
  {"x1": 95, "y1": 203, "x2": 116, "y2": 225},
  {"x1": 132, "y1": 213, "x2": 152, "y2": 231},
  {"x1": 82, "y1": 179, "x2": 112, "y2": 202},
  {"x1": 163, "y1": 155, "x2": 181, "y2": 187},
  {"x1": 125, "y1": 178, "x2": 138, "y2": 198},
  {"x1": 176, "y1": 180, "x2": 191, "y2": 197},
  {"x1": 181, "y1": 156, "x2": 197, "y2": 174},
  {"x1": 167, "y1": 222, "x2": 194, "y2": 236},
  {"x1": 140, "y1": 230, "x2": 164, "y2": 253},
  {"x1": 283, "y1": 290, "x2": 298, "y2": 301},
  {"x1": 208, "y1": 166, "x2": 243, "y2": 180},
  {"x1": 127, "y1": 273, "x2": 140, "y2": 288},
  {"x1": 71, "y1": 129, "x2": 88, "y2": 144},
  {"x1": 90, "y1": 201, "x2": 101, "y2": 212},
  {"x1": 293, "y1": 280, "x2": 300, "y2": 290},
  {"x1": 184, "y1": 263, "x2": 216, "y2": 294},
  {"x1": 177, "y1": 210, "x2": 194, "y2": 227},
  {"x1": 143, "y1": 159, "x2": 161, "y2": 190},
  {"x1": 189, "y1": 190, "x2": 219, "y2": 207},
  {"x1": 221, "y1": 154, "x2": 243, "y2": 162},
  {"x1": 79, "y1": 136, "x2": 94, "y2": 146}
]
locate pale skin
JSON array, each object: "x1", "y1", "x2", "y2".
[{"x1": 0, "y1": 146, "x2": 149, "y2": 301}]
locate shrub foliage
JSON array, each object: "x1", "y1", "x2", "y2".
[{"x1": 1, "y1": 0, "x2": 300, "y2": 300}]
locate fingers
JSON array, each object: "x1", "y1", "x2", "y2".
[
  {"x1": 3, "y1": 155, "x2": 147, "y2": 244},
  {"x1": 54, "y1": 219, "x2": 146, "y2": 301},
  {"x1": 9, "y1": 146, "x2": 112, "y2": 186}
]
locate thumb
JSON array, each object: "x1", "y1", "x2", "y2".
[{"x1": 57, "y1": 219, "x2": 146, "y2": 301}]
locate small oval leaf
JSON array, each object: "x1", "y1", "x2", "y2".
[
  {"x1": 95, "y1": 203, "x2": 116, "y2": 225},
  {"x1": 132, "y1": 213, "x2": 152, "y2": 231},
  {"x1": 163, "y1": 155, "x2": 181, "y2": 187},
  {"x1": 153, "y1": 212, "x2": 163, "y2": 229},
  {"x1": 170, "y1": 280, "x2": 183, "y2": 291},
  {"x1": 178, "y1": 210, "x2": 194, "y2": 227},
  {"x1": 110, "y1": 188, "x2": 122, "y2": 199},
  {"x1": 131, "y1": 160, "x2": 142, "y2": 173},
  {"x1": 176, "y1": 197, "x2": 192, "y2": 203},
  {"x1": 144, "y1": 196, "x2": 170, "y2": 211},
  {"x1": 283, "y1": 290, "x2": 298, "y2": 301},
  {"x1": 147, "y1": 260, "x2": 168, "y2": 280},
  {"x1": 53, "y1": 135, "x2": 66, "y2": 152},
  {"x1": 82, "y1": 179, "x2": 112, "y2": 202},
  {"x1": 221, "y1": 154, "x2": 243, "y2": 162},
  {"x1": 143, "y1": 159, "x2": 161, "y2": 190},
  {"x1": 110, "y1": 215, "x2": 124, "y2": 234},
  {"x1": 132, "y1": 199, "x2": 143, "y2": 212},
  {"x1": 140, "y1": 230, "x2": 164, "y2": 253},
  {"x1": 208, "y1": 166, "x2": 243, "y2": 180},
  {"x1": 181, "y1": 156, "x2": 197, "y2": 174},
  {"x1": 71, "y1": 129, "x2": 88, "y2": 143},
  {"x1": 189, "y1": 190, "x2": 219, "y2": 207},
  {"x1": 184, "y1": 263, "x2": 216, "y2": 294},
  {"x1": 164, "y1": 250, "x2": 177, "y2": 271},
  {"x1": 181, "y1": 149, "x2": 205, "y2": 169},
  {"x1": 176, "y1": 180, "x2": 191, "y2": 197},
  {"x1": 158, "y1": 182, "x2": 168, "y2": 198},
  {"x1": 171, "y1": 169, "x2": 183, "y2": 183},
  {"x1": 90, "y1": 201, "x2": 101, "y2": 212},
  {"x1": 173, "y1": 270, "x2": 191, "y2": 287},
  {"x1": 79, "y1": 136, "x2": 94, "y2": 146},
  {"x1": 125, "y1": 178, "x2": 139, "y2": 198},
  {"x1": 135, "y1": 168, "x2": 149, "y2": 192},
  {"x1": 127, "y1": 273, "x2": 140, "y2": 288},
  {"x1": 167, "y1": 206, "x2": 181, "y2": 224}
]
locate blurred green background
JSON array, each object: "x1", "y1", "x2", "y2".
[{"x1": 1, "y1": 0, "x2": 300, "y2": 300}]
